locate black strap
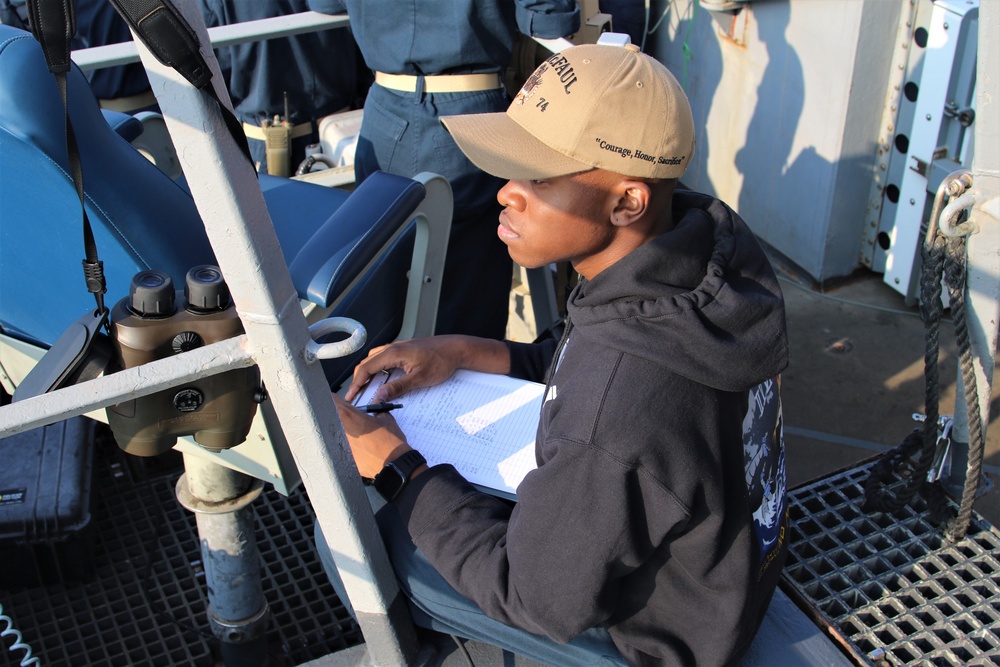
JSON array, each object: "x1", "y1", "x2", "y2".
[
  {"x1": 26, "y1": 0, "x2": 73, "y2": 74},
  {"x1": 107, "y1": 0, "x2": 253, "y2": 166},
  {"x1": 26, "y1": 0, "x2": 109, "y2": 318}
]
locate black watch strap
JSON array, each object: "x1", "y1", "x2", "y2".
[{"x1": 373, "y1": 450, "x2": 427, "y2": 502}]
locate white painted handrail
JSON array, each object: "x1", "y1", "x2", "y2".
[{"x1": 71, "y1": 11, "x2": 350, "y2": 72}]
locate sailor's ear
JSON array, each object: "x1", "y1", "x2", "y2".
[{"x1": 611, "y1": 180, "x2": 651, "y2": 227}]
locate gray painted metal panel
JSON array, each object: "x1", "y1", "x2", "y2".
[{"x1": 649, "y1": 0, "x2": 899, "y2": 283}]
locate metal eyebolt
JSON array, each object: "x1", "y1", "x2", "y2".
[
  {"x1": 304, "y1": 317, "x2": 367, "y2": 363},
  {"x1": 939, "y1": 189, "x2": 979, "y2": 238},
  {"x1": 925, "y1": 169, "x2": 975, "y2": 245}
]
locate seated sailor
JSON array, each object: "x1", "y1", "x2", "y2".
[{"x1": 323, "y1": 39, "x2": 790, "y2": 666}]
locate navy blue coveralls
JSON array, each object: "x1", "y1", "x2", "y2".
[
  {"x1": 198, "y1": 0, "x2": 368, "y2": 174},
  {"x1": 0, "y1": 0, "x2": 151, "y2": 104},
  {"x1": 310, "y1": 0, "x2": 579, "y2": 340}
]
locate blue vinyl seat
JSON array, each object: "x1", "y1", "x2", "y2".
[{"x1": 0, "y1": 24, "x2": 447, "y2": 391}]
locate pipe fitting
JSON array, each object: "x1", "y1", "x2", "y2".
[{"x1": 208, "y1": 601, "x2": 271, "y2": 643}]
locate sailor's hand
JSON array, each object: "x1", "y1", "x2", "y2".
[
  {"x1": 344, "y1": 335, "x2": 463, "y2": 401},
  {"x1": 344, "y1": 335, "x2": 513, "y2": 402},
  {"x1": 332, "y1": 393, "x2": 412, "y2": 478}
]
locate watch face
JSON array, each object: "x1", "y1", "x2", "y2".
[
  {"x1": 373, "y1": 465, "x2": 406, "y2": 501},
  {"x1": 372, "y1": 450, "x2": 426, "y2": 502}
]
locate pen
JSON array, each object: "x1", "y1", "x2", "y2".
[{"x1": 363, "y1": 402, "x2": 403, "y2": 414}]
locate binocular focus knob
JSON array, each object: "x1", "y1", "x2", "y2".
[
  {"x1": 129, "y1": 270, "x2": 175, "y2": 318},
  {"x1": 185, "y1": 265, "x2": 231, "y2": 312}
]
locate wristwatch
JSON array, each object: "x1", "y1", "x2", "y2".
[{"x1": 372, "y1": 450, "x2": 427, "y2": 502}]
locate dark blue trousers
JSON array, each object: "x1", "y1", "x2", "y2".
[{"x1": 354, "y1": 83, "x2": 514, "y2": 340}]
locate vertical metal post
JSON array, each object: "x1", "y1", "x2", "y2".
[
  {"x1": 129, "y1": 1, "x2": 418, "y2": 663},
  {"x1": 944, "y1": 0, "x2": 998, "y2": 498},
  {"x1": 176, "y1": 454, "x2": 269, "y2": 666}
]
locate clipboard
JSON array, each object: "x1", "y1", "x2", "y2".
[{"x1": 354, "y1": 368, "x2": 546, "y2": 500}]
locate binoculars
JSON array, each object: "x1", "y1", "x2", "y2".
[{"x1": 106, "y1": 266, "x2": 263, "y2": 457}]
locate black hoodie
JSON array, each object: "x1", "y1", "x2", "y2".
[{"x1": 394, "y1": 190, "x2": 789, "y2": 665}]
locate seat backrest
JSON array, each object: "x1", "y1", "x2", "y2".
[
  {"x1": 0, "y1": 24, "x2": 215, "y2": 347},
  {"x1": 0, "y1": 24, "x2": 437, "y2": 389}
]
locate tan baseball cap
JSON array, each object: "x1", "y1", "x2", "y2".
[{"x1": 441, "y1": 41, "x2": 695, "y2": 181}]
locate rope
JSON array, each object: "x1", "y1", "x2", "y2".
[
  {"x1": 862, "y1": 238, "x2": 945, "y2": 517},
  {"x1": 862, "y1": 428, "x2": 924, "y2": 514},
  {"x1": 864, "y1": 176, "x2": 985, "y2": 542},
  {"x1": 939, "y1": 234, "x2": 985, "y2": 541}
]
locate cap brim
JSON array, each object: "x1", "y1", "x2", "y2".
[{"x1": 441, "y1": 112, "x2": 592, "y2": 181}]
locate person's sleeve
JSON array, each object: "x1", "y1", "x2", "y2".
[
  {"x1": 392, "y1": 442, "x2": 688, "y2": 642},
  {"x1": 506, "y1": 339, "x2": 556, "y2": 383},
  {"x1": 195, "y1": 0, "x2": 222, "y2": 28},
  {"x1": 0, "y1": 0, "x2": 29, "y2": 30},
  {"x1": 194, "y1": 0, "x2": 232, "y2": 78},
  {"x1": 307, "y1": 0, "x2": 348, "y2": 14},
  {"x1": 514, "y1": 0, "x2": 580, "y2": 39}
]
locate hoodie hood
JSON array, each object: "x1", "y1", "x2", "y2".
[{"x1": 566, "y1": 190, "x2": 788, "y2": 392}]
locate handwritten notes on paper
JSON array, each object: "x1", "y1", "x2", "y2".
[{"x1": 355, "y1": 369, "x2": 545, "y2": 498}]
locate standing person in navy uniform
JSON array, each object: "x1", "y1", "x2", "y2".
[
  {"x1": 309, "y1": 0, "x2": 580, "y2": 340},
  {"x1": 198, "y1": 0, "x2": 369, "y2": 175},
  {"x1": 1, "y1": 0, "x2": 153, "y2": 111}
]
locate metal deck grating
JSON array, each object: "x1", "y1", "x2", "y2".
[
  {"x1": 782, "y1": 461, "x2": 1000, "y2": 666},
  {"x1": 1, "y1": 427, "x2": 362, "y2": 666}
]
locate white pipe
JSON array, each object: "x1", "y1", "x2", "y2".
[
  {"x1": 71, "y1": 11, "x2": 349, "y2": 71},
  {"x1": 0, "y1": 336, "x2": 252, "y2": 438}
]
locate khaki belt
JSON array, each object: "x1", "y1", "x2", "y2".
[
  {"x1": 98, "y1": 89, "x2": 158, "y2": 113},
  {"x1": 242, "y1": 120, "x2": 314, "y2": 141},
  {"x1": 375, "y1": 71, "x2": 502, "y2": 93}
]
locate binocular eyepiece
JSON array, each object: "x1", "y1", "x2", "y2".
[{"x1": 128, "y1": 265, "x2": 232, "y2": 318}]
